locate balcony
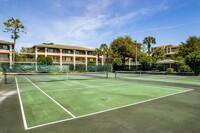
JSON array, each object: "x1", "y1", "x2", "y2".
[
  {"x1": 0, "y1": 58, "x2": 9, "y2": 62},
  {"x1": 37, "y1": 52, "x2": 45, "y2": 55},
  {"x1": 0, "y1": 49, "x2": 10, "y2": 53},
  {"x1": 62, "y1": 61, "x2": 73, "y2": 64},
  {"x1": 15, "y1": 58, "x2": 35, "y2": 62},
  {"x1": 87, "y1": 54, "x2": 96, "y2": 58}
]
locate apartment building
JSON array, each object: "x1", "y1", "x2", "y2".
[
  {"x1": 25, "y1": 44, "x2": 104, "y2": 71},
  {"x1": 156, "y1": 44, "x2": 180, "y2": 58},
  {"x1": 0, "y1": 40, "x2": 14, "y2": 66}
]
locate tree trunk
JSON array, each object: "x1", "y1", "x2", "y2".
[
  {"x1": 106, "y1": 53, "x2": 108, "y2": 66},
  {"x1": 13, "y1": 35, "x2": 16, "y2": 65},
  {"x1": 148, "y1": 43, "x2": 150, "y2": 56},
  {"x1": 122, "y1": 57, "x2": 126, "y2": 64}
]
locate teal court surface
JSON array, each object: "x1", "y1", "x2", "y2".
[{"x1": 15, "y1": 72, "x2": 194, "y2": 130}]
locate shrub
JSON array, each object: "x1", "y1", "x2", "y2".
[
  {"x1": 37, "y1": 56, "x2": 53, "y2": 65},
  {"x1": 167, "y1": 68, "x2": 174, "y2": 73},
  {"x1": 112, "y1": 58, "x2": 123, "y2": 71},
  {"x1": 185, "y1": 51, "x2": 200, "y2": 75},
  {"x1": 87, "y1": 61, "x2": 96, "y2": 65},
  {"x1": 113, "y1": 58, "x2": 122, "y2": 66},
  {"x1": 139, "y1": 56, "x2": 152, "y2": 70},
  {"x1": 179, "y1": 65, "x2": 192, "y2": 72}
]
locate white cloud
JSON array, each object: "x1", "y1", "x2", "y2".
[
  {"x1": 6, "y1": 0, "x2": 173, "y2": 51},
  {"x1": 86, "y1": 0, "x2": 113, "y2": 13}
]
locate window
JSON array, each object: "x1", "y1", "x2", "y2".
[
  {"x1": 48, "y1": 49, "x2": 53, "y2": 53},
  {"x1": 63, "y1": 49, "x2": 73, "y2": 54},
  {"x1": 56, "y1": 57, "x2": 59, "y2": 62},
  {"x1": 76, "y1": 58, "x2": 81, "y2": 61},
  {"x1": 0, "y1": 54, "x2": 9, "y2": 59},
  {"x1": 89, "y1": 58, "x2": 94, "y2": 61},
  {"x1": 88, "y1": 51, "x2": 93, "y2": 55},
  {"x1": 171, "y1": 47, "x2": 179, "y2": 52},
  {"x1": 3, "y1": 45, "x2": 9, "y2": 50},
  {"x1": 65, "y1": 57, "x2": 72, "y2": 61},
  {"x1": 82, "y1": 58, "x2": 85, "y2": 63},
  {"x1": 75, "y1": 51, "x2": 80, "y2": 54},
  {"x1": 168, "y1": 48, "x2": 170, "y2": 53},
  {"x1": 38, "y1": 48, "x2": 45, "y2": 52},
  {"x1": 75, "y1": 50, "x2": 85, "y2": 55},
  {"x1": 0, "y1": 45, "x2": 9, "y2": 50},
  {"x1": 48, "y1": 48, "x2": 60, "y2": 53},
  {"x1": 52, "y1": 57, "x2": 59, "y2": 62}
]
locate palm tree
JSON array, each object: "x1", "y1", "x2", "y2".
[
  {"x1": 143, "y1": 36, "x2": 156, "y2": 56},
  {"x1": 151, "y1": 47, "x2": 165, "y2": 62},
  {"x1": 93, "y1": 48, "x2": 103, "y2": 65},
  {"x1": 100, "y1": 44, "x2": 112, "y2": 66}
]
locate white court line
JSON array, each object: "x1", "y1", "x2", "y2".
[
  {"x1": 24, "y1": 77, "x2": 76, "y2": 118},
  {"x1": 45, "y1": 83, "x2": 129, "y2": 92},
  {"x1": 15, "y1": 77, "x2": 28, "y2": 130},
  {"x1": 26, "y1": 88, "x2": 194, "y2": 130}
]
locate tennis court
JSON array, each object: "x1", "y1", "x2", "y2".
[
  {"x1": 115, "y1": 71, "x2": 200, "y2": 85},
  {"x1": 15, "y1": 72, "x2": 193, "y2": 130}
]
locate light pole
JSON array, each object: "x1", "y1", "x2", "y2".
[{"x1": 135, "y1": 43, "x2": 137, "y2": 70}]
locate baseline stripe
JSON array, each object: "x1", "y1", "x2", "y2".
[
  {"x1": 24, "y1": 77, "x2": 76, "y2": 118},
  {"x1": 27, "y1": 88, "x2": 193, "y2": 130},
  {"x1": 15, "y1": 77, "x2": 28, "y2": 130}
]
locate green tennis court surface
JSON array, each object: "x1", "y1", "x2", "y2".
[
  {"x1": 15, "y1": 73, "x2": 192, "y2": 129},
  {"x1": 115, "y1": 72, "x2": 200, "y2": 85}
]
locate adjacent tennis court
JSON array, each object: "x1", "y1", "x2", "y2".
[
  {"x1": 15, "y1": 72, "x2": 193, "y2": 130},
  {"x1": 115, "y1": 71, "x2": 200, "y2": 85}
]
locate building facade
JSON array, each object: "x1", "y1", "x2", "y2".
[
  {"x1": 155, "y1": 44, "x2": 180, "y2": 58},
  {"x1": 1, "y1": 40, "x2": 140, "y2": 71},
  {"x1": 0, "y1": 40, "x2": 14, "y2": 67},
  {"x1": 17, "y1": 44, "x2": 104, "y2": 71}
]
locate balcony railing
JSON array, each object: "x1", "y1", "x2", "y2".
[
  {"x1": 0, "y1": 58, "x2": 9, "y2": 62},
  {"x1": 15, "y1": 58, "x2": 35, "y2": 62}
]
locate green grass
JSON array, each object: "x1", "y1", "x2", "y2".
[{"x1": 16, "y1": 74, "x2": 190, "y2": 128}]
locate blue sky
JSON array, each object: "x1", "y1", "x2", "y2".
[{"x1": 0, "y1": 0, "x2": 200, "y2": 51}]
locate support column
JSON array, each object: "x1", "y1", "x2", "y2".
[
  {"x1": 60, "y1": 49, "x2": 62, "y2": 71},
  {"x1": 45, "y1": 48, "x2": 47, "y2": 57},
  {"x1": 73, "y1": 50, "x2": 76, "y2": 71},
  {"x1": 96, "y1": 55, "x2": 98, "y2": 66},
  {"x1": 9, "y1": 44, "x2": 12, "y2": 68},
  {"x1": 102, "y1": 55, "x2": 104, "y2": 65},
  {"x1": 85, "y1": 51, "x2": 87, "y2": 71},
  {"x1": 35, "y1": 46, "x2": 38, "y2": 72},
  {"x1": 129, "y1": 58, "x2": 131, "y2": 70}
]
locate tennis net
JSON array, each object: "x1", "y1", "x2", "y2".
[
  {"x1": 12, "y1": 72, "x2": 108, "y2": 84},
  {"x1": 115, "y1": 71, "x2": 158, "y2": 78}
]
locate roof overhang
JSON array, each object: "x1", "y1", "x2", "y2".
[{"x1": 32, "y1": 44, "x2": 95, "y2": 51}]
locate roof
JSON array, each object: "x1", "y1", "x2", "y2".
[
  {"x1": 33, "y1": 44, "x2": 95, "y2": 51},
  {"x1": 155, "y1": 44, "x2": 180, "y2": 48},
  {"x1": 0, "y1": 40, "x2": 14, "y2": 45},
  {"x1": 156, "y1": 45, "x2": 165, "y2": 48}
]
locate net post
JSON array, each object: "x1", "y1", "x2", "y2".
[
  {"x1": 106, "y1": 71, "x2": 108, "y2": 79},
  {"x1": 4, "y1": 72, "x2": 7, "y2": 84},
  {"x1": 115, "y1": 71, "x2": 116, "y2": 78},
  {"x1": 66, "y1": 73, "x2": 69, "y2": 81}
]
